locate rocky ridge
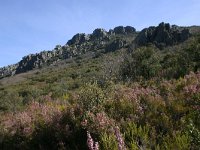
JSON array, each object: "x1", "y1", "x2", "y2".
[
  {"x1": 0, "y1": 26, "x2": 136, "y2": 78},
  {"x1": 0, "y1": 23, "x2": 194, "y2": 79}
]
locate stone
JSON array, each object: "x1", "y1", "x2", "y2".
[
  {"x1": 67, "y1": 33, "x2": 89, "y2": 45},
  {"x1": 135, "y1": 22, "x2": 191, "y2": 48},
  {"x1": 91, "y1": 28, "x2": 108, "y2": 40},
  {"x1": 114, "y1": 26, "x2": 126, "y2": 34},
  {"x1": 114, "y1": 26, "x2": 136, "y2": 34},
  {"x1": 108, "y1": 29, "x2": 115, "y2": 35},
  {"x1": 105, "y1": 39, "x2": 127, "y2": 52},
  {"x1": 125, "y1": 26, "x2": 136, "y2": 33},
  {"x1": 0, "y1": 64, "x2": 18, "y2": 78},
  {"x1": 54, "y1": 45, "x2": 62, "y2": 50},
  {"x1": 180, "y1": 29, "x2": 190, "y2": 42}
]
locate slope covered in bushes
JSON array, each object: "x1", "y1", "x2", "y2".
[
  {"x1": 0, "y1": 23, "x2": 200, "y2": 149},
  {"x1": 0, "y1": 71, "x2": 200, "y2": 149}
]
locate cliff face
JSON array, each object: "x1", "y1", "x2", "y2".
[
  {"x1": 135, "y1": 22, "x2": 191, "y2": 48},
  {"x1": 0, "y1": 23, "x2": 194, "y2": 79}
]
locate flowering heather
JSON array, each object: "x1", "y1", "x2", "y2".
[
  {"x1": 184, "y1": 84, "x2": 200, "y2": 94},
  {"x1": 184, "y1": 71, "x2": 200, "y2": 84},
  {"x1": 82, "y1": 111, "x2": 115, "y2": 133},
  {"x1": 182, "y1": 72, "x2": 200, "y2": 93},
  {"x1": 87, "y1": 131, "x2": 99, "y2": 150},
  {"x1": 0, "y1": 72, "x2": 200, "y2": 149},
  {"x1": 114, "y1": 126, "x2": 126, "y2": 150},
  {"x1": 114, "y1": 85, "x2": 161, "y2": 115},
  {"x1": 1, "y1": 101, "x2": 65, "y2": 136},
  {"x1": 115, "y1": 85, "x2": 160, "y2": 102},
  {"x1": 96, "y1": 112, "x2": 114, "y2": 130}
]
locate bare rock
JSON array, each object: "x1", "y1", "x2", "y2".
[{"x1": 135, "y1": 22, "x2": 191, "y2": 48}]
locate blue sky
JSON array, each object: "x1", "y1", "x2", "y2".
[{"x1": 0, "y1": 0, "x2": 200, "y2": 67}]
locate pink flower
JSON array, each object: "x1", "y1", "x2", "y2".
[
  {"x1": 114, "y1": 126, "x2": 126, "y2": 150},
  {"x1": 87, "y1": 131, "x2": 94, "y2": 150},
  {"x1": 94, "y1": 142, "x2": 99, "y2": 150},
  {"x1": 87, "y1": 131, "x2": 99, "y2": 150},
  {"x1": 184, "y1": 84, "x2": 200, "y2": 94}
]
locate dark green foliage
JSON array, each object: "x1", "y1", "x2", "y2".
[
  {"x1": 120, "y1": 46, "x2": 162, "y2": 81},
  {"x1": 120, "y1": 35, "x2": 200, "y2": 81},
  {"x1": 0, "y1": 90, "x2": 23, "y2": 112}
]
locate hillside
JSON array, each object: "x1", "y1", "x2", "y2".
[
  {"x1": 0, "y1": 22, "x2": 200, "y2": 150},
  {"x1": 0, "y1": 26, "x2": 136, "y2": 79},
  {"x1": 1, "y1": 22, "x2": 198, "y2": 79}
]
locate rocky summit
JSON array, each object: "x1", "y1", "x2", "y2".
[
  {"x1": 135, "y1": 22, "x2": 191, "y2": 48},
  {"x1": 0, "y1": 23, "x2": 194, "y2": 79}
]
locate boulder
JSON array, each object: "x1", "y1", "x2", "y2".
[
  {"x1": 91, "y1": 28, "x2": 108, "y2": 40},
  {"x1": 125, "y1": 26, "x2": 136, "y2": 33},
  {"x1": 67, "y1": 33, "x2": 89, "y2": 45},
  {"x1": 114, "y1": 26, "x2": 136, "y2": 34},
  {"x1": 114, "y1": 26, "x2": 126, "y2": 34}
]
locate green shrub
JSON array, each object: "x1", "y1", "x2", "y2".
[
  {"x1": 123, "y1": 122, "x2": 150, "y2": 150},
  {"x1": 119, "y1": 46, "x2": 162, "y2": 81},
  {"x1": 78, "y1": 81, "x2": 105, "y2": 112},
  {"x1": 100, "y1": 132, "x2": 118, "y2": 150},
  {"x1": 162, "y1": 132, "x2": 190, "y2": 150}
]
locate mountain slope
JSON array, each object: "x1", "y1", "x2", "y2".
[
  {"x1": 0, "y1": 22, "x2": 200, "y2": 150},
  {"x1": 1, "y1": 22, "x2": 197, "y2": 79}
]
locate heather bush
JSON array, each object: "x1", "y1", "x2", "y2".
[
  {"x1": 87, "y1": 131, "x2": 99, "y2": 150},
  {"x1": 0, "y1": 101, "x2": 72, "y2": 149},
  {"x1": 0, "y1": 70, "x2": 200, "y2": 149}
]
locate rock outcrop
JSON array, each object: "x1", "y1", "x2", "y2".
[
  {"x1": 16, "y1": 53, "x2": 49, "y2": 74},
  {"x1": 0, "y1": 23, "x2": 195, "y2": 79},
  {"x1": 67, "y1": 33, "x2": 90, "y2": 45},
  {"x1": 91, "y1": 28, "x2": 109, "y2": 40},
  {"x1": 113, "y1": 26, "x2": 136, "y2": 34},
  {"x1": 135, "y1": 22, "x2": 191, "y2": 48},
  {"x1": 0, "y1": 25, "x2": 136, "y2": 78},
  {"x1": 0, "y1": 64, "x2": 18, "y2": 78},
  {"x1": 105, "y1": 39, "x2": 127, "y2": 52}
]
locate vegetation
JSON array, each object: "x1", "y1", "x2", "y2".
[{"x1": 0, "y1": 32, "x2": 200, "y2": 149}]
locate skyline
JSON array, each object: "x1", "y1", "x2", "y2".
[{"x1": 0, "y1": 0, "x2": 200, "y2": 67}]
